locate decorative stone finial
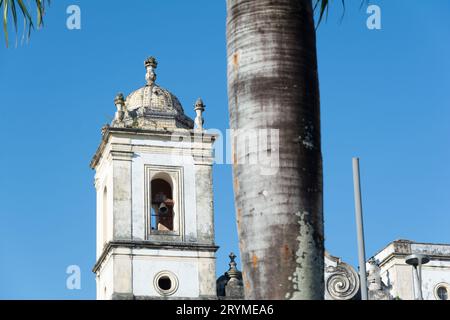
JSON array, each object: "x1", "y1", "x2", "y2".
[
  {"x1": 145, "y1": 56, "x2": 158, "y2": 86},
  {"x1": 114, "y1": 93, "x2": 125, "y2": 122},
  {"x1": 229, "y1": 252, "x2": 237, "y2": 264},
  {"x1": 227, "y1": 252, "x2": 239, "y2": 279},
  {"x1": 224, "y1": 252, "x2": 244, "y2": 298},
  {"x1": 101, "y1": 124, "x2": 110, "y2": 136},
  {"x1": 114, "y1": 93, "x2": 125, "y2": 106},
  {"x1": 144, "y1": 56, "x2": 158, "y2": 69},
  {"x1": 367, "y1": 258, "x2": 391, "y2": 300},
  {"x1": 194, "y1": 98, "x2": 205, "y2": 130},
  {"x1": 367, "y1": 258, "x2": 382, "y2": 291}
]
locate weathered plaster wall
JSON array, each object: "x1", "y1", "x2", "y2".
[
  {"x1": 93, "y1": 130, "x2": 217, "y2": 299},
  {"x1": 374, "y1": 241, "x2": 450, "y2": 300}
]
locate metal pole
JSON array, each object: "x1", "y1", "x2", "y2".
[
  {"x1": 352, "y1": 157, "x2": 368, "y2": 300},
  {"x1": 412, "y1": 266, "x2": 421, "y2": 300},
  {"x1": 417, "y1": 262, "x2": 424, "y2": 300}
]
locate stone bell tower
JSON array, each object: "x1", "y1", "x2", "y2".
[{"x1": 91, "y1": 57, "x2": 218, "y2": 300}]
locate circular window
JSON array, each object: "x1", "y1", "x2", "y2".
[
  {"x1": 154, "y1": 271, "x2": 179, "y2": 296},
  {"x1": 158, "y1": 276, "x2": 172, "y2": 291},
  {"x1": 434, "y1": 283, "x2": 450, "y2": 300}
]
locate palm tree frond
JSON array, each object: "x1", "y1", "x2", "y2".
[
  {"x1": 9, "y1": 0, "x2": 18, "y2": 32},
  {"x1": 1, "y1": 0, "x2": 50, "y2": 47},
  {"x1": 2, "y1": 0, "x2": 8, "y2": 45},
  {"x1": 314, "y1": 0, "x2": 330, "y2": 27},
  {"x1": 314, "y1": 0, "x2": 371, "y2": 27}
]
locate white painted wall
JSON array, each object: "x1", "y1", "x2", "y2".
[
  {"x1": 92, "y1": 130, "x2": 217, "y2": 299},
  {"x1": 373, "y1": 241, "x2": 450, "y2": 300},
  {"x1": 131, "y1": 151, "x2": 198, "y2": 241},
  {"x1": 96, "y1": 254, "x2": 114, "y2": 300}
]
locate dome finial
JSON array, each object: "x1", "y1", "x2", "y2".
[
  {"x1": 144, "y1": 56, "x2": 158, "y2": 86},
  {"x1": 145, "y1": 56, "x2": 158, "y2": 69}
]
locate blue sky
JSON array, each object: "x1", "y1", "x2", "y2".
[{"x1": 0, "y1": 0, "x2": 449, "y2": 299}]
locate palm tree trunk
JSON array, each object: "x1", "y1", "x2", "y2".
[{"x1": 226, "y1": 0, "x2": 324, "y2": 299}]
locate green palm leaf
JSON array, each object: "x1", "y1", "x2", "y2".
[
  {"x1": 1, "y1": 0, "x2": 50, "y2": 47},
  {"x1": 314, "y1": 0, "x2": 346, "y2": 26},
  {"x1": 314, "y1": 0, "x2": 369, "y2": 27}
]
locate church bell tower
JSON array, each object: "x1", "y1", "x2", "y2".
[{"x1": 90, "y1": 57, "x2": 218, "y2": 299}]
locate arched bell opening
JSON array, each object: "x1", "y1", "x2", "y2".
[{"x1": 150, "y1": 175, "x2": 175, "y2": 232}]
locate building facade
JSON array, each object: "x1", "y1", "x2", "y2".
[
  {"x1": 369, "y1": 239, "x2": 450, "y2": 300},
  {"x1": 324, "y1": 239, "x2": 450, "y2": 300},
  {"x1": 91, "y1": 57, "x2": 218, "y2": 299}
]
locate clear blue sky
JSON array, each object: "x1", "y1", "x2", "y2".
[{"x1": 0, "y1": 0, "x2": 449, "y2": 299}]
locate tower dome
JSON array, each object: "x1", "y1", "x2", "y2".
[{"x1": 112, "y1": 57, "x2": 194, "y2": 131}]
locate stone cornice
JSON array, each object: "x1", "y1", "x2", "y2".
[
  {"x1": 377, "y1": 252, "x2": 410, "y2": 268},
  {"x1": 111, "y1": 293, "x2": 218, "y2": 300},
  {"x1": 93, "y1": 240, "x2": 219, "y2": 273},
  {"x1": 373, "y1": 239, "x2": 450, "y2": 268},
  {"x1": 110, "y1": 150, "x2": 134, "y2": 161},
  {"x1": 90, "y1": 127, "x2": 217, "y2": 169},
  {"x1": 378, "y1": 252, "x2": 450, "y2": 269}
]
